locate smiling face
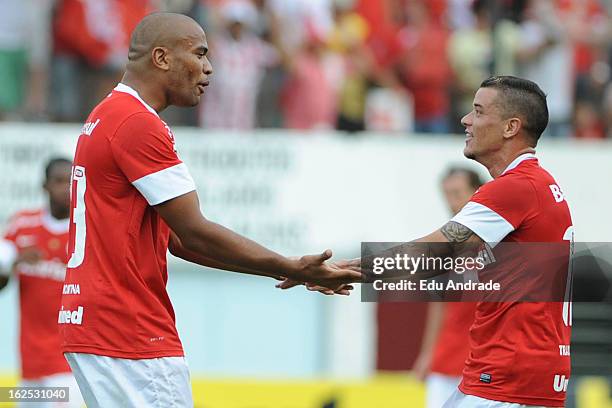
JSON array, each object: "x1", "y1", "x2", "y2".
[
  {"x1": 165, "y1": 23, "x2": 213, "y2": 107},
  {"x1": 461, "y1": 87, "x2": 507, "y2": 162}
]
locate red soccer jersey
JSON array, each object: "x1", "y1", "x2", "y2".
[
  {"x1": 4, "y1": 209, "x2": 72, "y2": 379},
  {"x1": 451, "y1": 154, "x2": 573, "y2": 407},
  {"x1": 429, "y1": 302, "x2": 476, "y2": 376},
  {"x1": 60, "y1": 84, "x2": 196, "y2": 359}
]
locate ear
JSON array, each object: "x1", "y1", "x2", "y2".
[
  {"x1": 151, "y1": 47, "x2": 170, "y2": 71},
  {"x1": 503, "y1": 117, "x2": 522, "y2": 140}
]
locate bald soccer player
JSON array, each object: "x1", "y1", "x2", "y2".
[{"x1": 59, "y1": 13, "x2": 361, "y2": 407}]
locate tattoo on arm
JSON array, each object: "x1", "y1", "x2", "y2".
[{"x1": 440, "y1": 221, "x2": 474, "y2": 243}]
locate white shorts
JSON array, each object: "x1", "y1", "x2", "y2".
[
  {"x1": 442, "y1": 389, "x2": 552, "y2": 408},
  {"x1": 19, "y1": 372, "x2": 84, "y2": 408},
  {"x1": 426, "y1": 373, "x2": 462, "y2": 408},
  {"x1": 64, "y1": 353, "x2": 193, "y2": 408}
]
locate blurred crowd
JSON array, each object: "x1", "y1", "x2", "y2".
[{"x1": 1, "y1": 0, "x2": 612, "y2": 137}]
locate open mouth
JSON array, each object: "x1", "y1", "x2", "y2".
[{"x1": 197, "y1": 81, "x2": 209, "y2": 94}]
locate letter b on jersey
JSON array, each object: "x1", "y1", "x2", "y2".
[{"x1": 549, "y1": 184, "x2": 565, "y2": 203}]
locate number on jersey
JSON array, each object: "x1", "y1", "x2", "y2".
[{"x1": 68, "y1": 166, "x2": 87, "y2": 268}]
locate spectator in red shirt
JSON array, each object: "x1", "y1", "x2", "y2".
[
  {"x1": 393, "y1": 0, "x2": 452, "y2": 134},
  {"x1": 281, "y1": 20, "x2": 339, "y2": 130},
  {"x1": 51, "y1": 0, "x2": 153, "y2": 121}
]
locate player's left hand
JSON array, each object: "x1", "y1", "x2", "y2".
[{"x1": 275, "y1": 279, "x2": 354, "y2": 296}]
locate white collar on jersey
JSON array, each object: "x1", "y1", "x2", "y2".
[
  {"x1": 42, "y1": 209, "x2": 70, "y2": 234},
  {"x1": 502, "y1": 152, "x2": 537, "y2": 175},
  {"x1": 113, "y1": 83, "x2": 159, "y2": 117}
]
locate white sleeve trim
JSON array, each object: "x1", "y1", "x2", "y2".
[
  {"x1": 0, "y1": 239, "x2": 17, "y2": 276},
  {"x1": 132, "y1": 163, "x2": 196, "y2": 206},
  {"x1": 451, "y1": 201, "x2": 515, "y2": 245}
]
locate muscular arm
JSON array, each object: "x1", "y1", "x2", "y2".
[
  {"x1": 167, "y1": 231, "x2": 281, "y2": 280},
  {"x1": 156, "y1": 191, "x2": 295, "y2": 279},
  {"x1": 363, "y1": 221, "x2": 484, "y2": 280},
  {"x1": 155, "y1": 191, "x2": 361, "y2": 289}
]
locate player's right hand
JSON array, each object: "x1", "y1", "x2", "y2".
[
  {"x1": 290, "y1": 250, "x2": 363, "y2": 292},
  {"x1": 275, "y1": 279, "x2": 354, "y2": 296}
]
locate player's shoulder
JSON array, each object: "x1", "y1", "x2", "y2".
[
  {"x1": 94, "y1": 90, "x2": 163, "y2": 134},
  {"x1": 478, "y1": 168, "x2": 536, "y2": 198},
  {"x1": 4, "y1": 209, "x2": 44, "y2": 236},
  {"x1": 81, "y1": 91, "x2": 154, "y2": 142},
  {"x1": 503, "y1": 158, "x2": 561, "y2": 194},
  {"x1": 110, "y1": 111, "x2": 172, "y2": 151}
]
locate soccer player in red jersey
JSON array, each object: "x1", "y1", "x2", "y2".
[
  {"x1": 413, "y1": 167, "x2": 482, "y2": 408},
  {"x1": 59, "y1": 13, "x2": 361, "y2": 407},
  {"x1": 0, "y1": 158, "x2": 85, "y2": 408},
  {"x1": 329, "y1": 76, "x2": 573, "y2": 407},
  {"x1": 441, "y1": 77, "x2": 573, "y2": 408},
  {"x1": 443, "y1": 77, "x2": 572, "y2": 408}
]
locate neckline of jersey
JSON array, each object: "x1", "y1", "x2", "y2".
[
  {"x1": 501, "y1": 153, "x2": 537, "y2": 175},
  {"x1": 113, "y1": 83, "x2": 159, "y2": 117},
  {"x1": 41, "y1": 209, "x2": 70, "y2": 234}
]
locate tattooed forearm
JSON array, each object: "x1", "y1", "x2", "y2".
[{"x1": 440, "y1": 221, "x2": 474, "y2": 243}]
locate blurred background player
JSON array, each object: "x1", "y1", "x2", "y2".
[
  {"x1": 412, "y1": 167, "x2": 483, "y2": 408},
  {"x1": 0, "y1": 157, "x2": 84, "y2": 408}
]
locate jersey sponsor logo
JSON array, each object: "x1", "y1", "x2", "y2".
[
  {"x1": 559, "y1": 345, "x2": 570, "y2": 356},
  {"x1": 15, "y1": 235, "x2": 37, "y2": 248},
  {"x1": 553, "y1": 374, "x2": 569, "y2": 392},
  {"x1": 81, "y1": 119, "x2": 100, "y2": 136},
  {"x1": 19, "y1": 260, "x2": 66, "y2": 281},
  {"x1": 57, "y1": 306, "x2": 84, "y2": 325},
  {"x1": 48, "y1": 238, "x2": 61, "y2": 251},
  {"x1": 62, "y1": 283, "x2": 81, "y2": 295},
  {"x1": 479, "y1": 373, "x2": 492, "y2": 383},
  {"x1": 549, "y1": 184, "x2": 565, "y2": 203}
]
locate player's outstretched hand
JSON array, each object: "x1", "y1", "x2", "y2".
[
  {"x1": 329, "y1": 258, "x2": 361, "y2": 274},
  {"x1": 282, "y1": 250, "x2": 362, "y2": 292},
  {"x1": 275, "y1": 279, "x2": 354, "y2": 296}
]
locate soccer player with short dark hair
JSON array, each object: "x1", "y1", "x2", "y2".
[
  {"x1": 442, "y1": 76, "x2": 574, "y2": 407},
  {"x1": 323, "y1": 76, "x2": 573, "y2": 407},
  {"x1": 0, "y1": 157, "x2": 85, "y2": 408}
]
